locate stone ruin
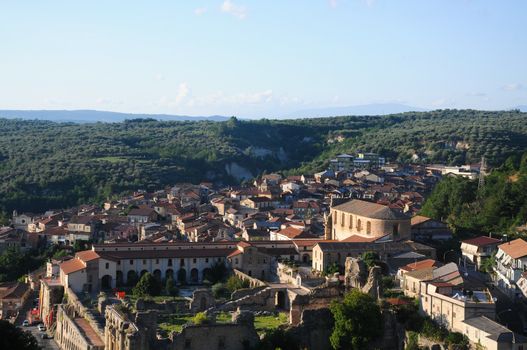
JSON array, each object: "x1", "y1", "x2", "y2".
[{"x1": 344, "y1": 256, "x2": 383, "y2": 299}]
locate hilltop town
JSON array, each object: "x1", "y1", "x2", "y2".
[{"x1": 0, "y1": 152, "x2": 526, "y2": 350}]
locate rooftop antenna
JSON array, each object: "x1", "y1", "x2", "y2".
[{"x1": 478, "y1": 156, "x2": 487, "y2": 190}]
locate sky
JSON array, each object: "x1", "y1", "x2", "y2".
[{"x1": 0, "y1": 0, "x2": 526, "y2": 118}]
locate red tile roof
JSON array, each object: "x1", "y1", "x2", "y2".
[
  {"x1": 461, "y1": 236, "x2": 501, "y2": 247},
  {"x1": 60, "y1": 259, "x2": 85, "y2": 275},
  {"x1": 75, "y1": 250, "x2": 100, "y2": 262},
  {"x1": 400, "y1": 259, "x2": 440, "y2": 272},
  {"x1": 498, "y1": 238, "x2": 527, "y2": 259}
]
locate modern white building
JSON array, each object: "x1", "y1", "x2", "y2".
[{"x1": 494, "y1": 238, "x2": 527, "y2": 299}]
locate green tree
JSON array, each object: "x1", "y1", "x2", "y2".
[
  {"x1": 203, "y1": 261, "x2": 228, "y2": 284},
  {"x1": 360, "y1": 251, "x2": 379, "y2": 268},
  {"x1": 133, "y1": 272, "x2": 161, "y2": 297},
  {"x1": 329, "y1": 289, "x2": 382, "y2": 350},
  {"x1": 165, "y1": 276, "x2": 178, "y2": 297},
  {"x1": 0, "y1": 320, "x2": 39, "y2": 350},
  {"x1": 127, "y1": 270, "x2": 139, "y2": 287}
]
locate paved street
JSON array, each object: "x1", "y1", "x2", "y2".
[{"x1": 21, "y1": 324, "x2": 59, "y2": 350}]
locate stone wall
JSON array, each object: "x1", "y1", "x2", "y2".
[
  {"x1": 169, "y1": 310, "x2": 259, "y2": 350},
  {"x1": 232, "y1": 269, "x2": 267, "y2": 287},
  {"x1": 285, "y1": 308, "x2": 334, "y2": 350},
  {"x1": 64, "y1": 288, "x2": 105, "y2": 340}
]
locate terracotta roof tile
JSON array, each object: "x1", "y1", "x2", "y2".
[
  {"x1": 60, "y1": 259, "x2": 85, "y2": 274},
  {"x1": 499, "y1": 238, "x2": 527, "y2": 259}
]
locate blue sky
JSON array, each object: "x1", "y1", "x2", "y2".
[{"x1": 0, "y1": 0, "x2": 526, "y2": 117}]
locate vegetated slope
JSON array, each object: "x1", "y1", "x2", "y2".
[
  {"x1": 421, "y1": 152, "x2": 527, "y2": 235},
  {"x1": 0, "y1": 109, "x2": 526, "y2": 216}
]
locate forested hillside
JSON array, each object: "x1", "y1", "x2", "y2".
[
  {"x1": 0, "y1": 109, "x2": 526, "y2": 218},
  {"x1": 421, "y1": 152, "x2": 527, "y2": 235}
]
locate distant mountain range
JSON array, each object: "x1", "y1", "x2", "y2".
[
  {"x1": 0, "y1": 110, "x2": 230, "y2": 123},
  {"x1": 284, "y1": 103, "x2": 427, "y2": 118},
  {"x1": 0, "y1": 103, "x2": 524, "y2": 122}
]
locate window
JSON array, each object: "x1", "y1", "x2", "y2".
[
  {"x1": 193, "y1": 258, "x2": 197, "y2": 263},
  {"x1": 168, "y1": 259, "x2": 173, "y2": 267},
  {"x1": 130, "y1": 260, "x2": 134, "y2": 265},
  {"x1": 180, "y1": 258, "x2": 185, "y2": 266},
  {"x1": 117, "y1": 261, "x2": 121, "y2": 266},
  {"x1": 357, "y1": 219, "x2": 362, "y2": 231},
  {"x1": 205, "y1": 258, "x2": 209, "y2": 263},
  {"x1": 333, "y1": 212, "x2": 337, "y2": 224},
  {"x1": 143, "y1": 259, "x2": 146, "y2": 265},
  {"x1": 235, "y1": 258, "x2": 239, "y2": 264},
  {"x1": 156, "y1": 259, "x2": 159, "y2": 264},
  {"x1": 393, "y1": 224, "x2": 399, "y2": 236},
  {"x1": 105, "y1": 263, "x2": 109, "y2": 269},
  {"x1": 349, "y1": 215, "x2": 353, "y2": 228},
  {"x1": 366, "y1": 221, "x2": 371, "y2": 235},
  {"x1": 341, "y1": 212, "x2": 345, "y2": 227}
]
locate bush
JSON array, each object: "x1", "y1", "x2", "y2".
[
  {"x1": 421, "y1": 318, "x2": 447, "y2": 341},
  {"x1": 192, "y1": 312, "x2": 209, "y2": 325},
  {"x1": 226, "y1": 276, "x2": 250, "y2": 293},
  {"x1": 444, "y1": 332, "x2": 469, "y2": 350},
  {"x1": 212, "y1": 283, "x2": 229, "y2": 299},
  {"x1": 165, "y1": 276, "x2": 178, "y2": 297},
  {"x1": 405, "y1": 331, "x2": 420, "y2": 350}
]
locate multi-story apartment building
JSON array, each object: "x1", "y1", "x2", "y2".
[
  {"x1": 460, "y1": 236, "x2": 501, "y2": 270},
  {"x1": 494, "y1": 238, "x2": 527, "y2": 299}
]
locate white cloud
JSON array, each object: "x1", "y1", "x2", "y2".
[
  {"x1": 187, "y1": 89, "x2": 274, "y2": 107},
  {"x1": 194, "y1": 7, "x2": 207, "y2": 16},
  {"x1": 221, "y1": 0, "x2": 247, "y2": 19},
  {"x1": 156, "y1": 82, "x2": 190, "y2": 109},
  {"x1": 503, "y1": 83, "x2": 523, "y2": 91},
  {"x1": 175, "y1": 82, "x2": 189, "y2": 105}
]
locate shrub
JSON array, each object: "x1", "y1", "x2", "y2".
[{"x1": 192, "y1": 312, "x2": 209, "y2": 325}]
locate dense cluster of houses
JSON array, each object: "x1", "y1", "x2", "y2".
[{"x1": 2, "y1": 156, "x2": 527, "y2": 349}]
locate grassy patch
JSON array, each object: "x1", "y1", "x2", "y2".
[
  {"x1": 158, "y1": 314, "x2": 194, "y2": 333},
  {"x1": 254, "y1": 313, "x2": 289, "y2": 333}
]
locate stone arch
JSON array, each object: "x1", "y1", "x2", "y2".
[
  {"x1": 202, "y1": 268, "x2": 212, "y2": 282},
  {"x1": 190, "y1": 268, "x2": 199, "y2": 284},
  {"x1": 101, "y1": 275, "x2": 112, "y2": 290},
  {"x1": 165, "y1": 269, "x2": 174, "y2": 281},
  {"x1": 275, "y1": 290, "x2": 286, "y2": 309},
  {"x1": 153, "y1": 269, "x2": 162, "y2": 281},
  {"x1": 178, "y1": 268, "x2": 187, "y2": 284},
  {"x1": 116, "y1": 271, "x2": 123, "y2": 287},
  {"x1": 199, "y1": 296, "x2": 207, "y2": 310},
  {"x1": 140, "y1": 270, "x2": 148, "y2": 277},
  {"x1": 127, "y1": 270, "x2": 138, "y2": 286}
]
